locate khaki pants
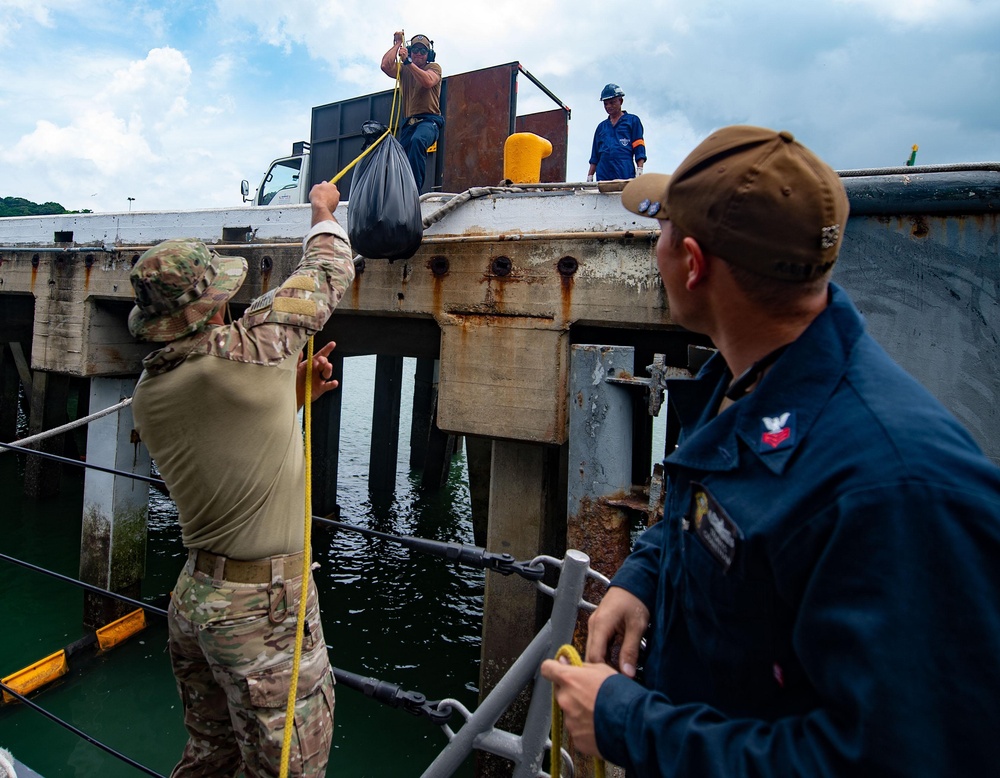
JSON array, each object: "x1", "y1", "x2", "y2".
[{"x1": 167, "y1": 554, "x2": 335, "y2": 777}]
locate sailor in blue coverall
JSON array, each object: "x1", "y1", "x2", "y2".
[
  {"x1": 588, "y1": 83, "x2": 646, "y2": 181},
  {"x1": 543, "y1": 126, "x2": 1000, "y2": 776}
]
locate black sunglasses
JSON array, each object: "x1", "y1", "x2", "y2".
[{"x1": 410, "y1": 46, "x2": 429, "y2": 55}]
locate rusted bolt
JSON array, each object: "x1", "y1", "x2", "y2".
[
  {"x1": 430, "y1": 256, "x2": 449, "y2": 276},
  {"x1": 491, "y1": 256, "x2": 512, "y2": 277},
  {"x1": 397, "y1": 292, "x2": 405, "y2": 301},
  {"x1": 261, "y1": 256, "x2": 273, "y2": 272},
  {"x1": 31, "y1": 253, "x2": 40, "y2": 268},
  {"x1": 557, "y1": 256, "x2": 579, "y2": 277},
  {"x1": 85, "y1": 254, "x2": 95, "y2": 268}
]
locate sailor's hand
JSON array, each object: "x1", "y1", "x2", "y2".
[
  {"x1": 540, "y1": 657, "x2": 616, "y2": 757},
  {"x1": 585, "y1": 586, "x2": 649, "y2": 677},
  {"x1": 399, "y1": 45, "x2": 408, "y2": 62},
  {"x1": 393, "y1": 31, "x2": 403, "y2": 45}
]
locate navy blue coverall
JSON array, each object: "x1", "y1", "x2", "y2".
[
  {"x1": 589, "y1": 112, "x2": 646, "y2": 181},
  {"x1": 594, "y1": 284, "x2": 1000, "y2": 776}
]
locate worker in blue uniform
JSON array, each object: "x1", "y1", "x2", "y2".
[
  {"x1": 587, "y1": 83, "x2": 646, "y2": 182},
  {"x1": 543, "y1": 125, "x2": 1000, "y2": 776}
]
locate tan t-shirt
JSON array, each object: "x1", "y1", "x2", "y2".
[
  {"x1": 132, "y1": 221, "x2": 355, "y2": 560},
  {"x1": 401, "y1": 62, "x2": 442, "y2": 118}
]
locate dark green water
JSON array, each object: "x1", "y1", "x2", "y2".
[{"x1": 0, "y1": 355, "x2": 482, "y2": 777}]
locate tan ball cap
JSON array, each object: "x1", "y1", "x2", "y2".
[{"x1": 622, "y1": 125, "x2": 849, "y2": 281}]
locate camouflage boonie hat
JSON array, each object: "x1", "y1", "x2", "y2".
[{"x1": 128, "y1": 239, "x2": 247, "y2": 342}]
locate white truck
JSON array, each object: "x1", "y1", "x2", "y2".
[
  {"x1": 241, "y1": 62, "x2": 572, "y2": 206},
  {"x1": 242, "y1": 140, "x2": 311, "y2": 207}
]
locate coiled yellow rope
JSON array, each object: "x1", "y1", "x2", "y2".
[{"x1": 551, "y1": 644, "x2": 606, "y2": 778}]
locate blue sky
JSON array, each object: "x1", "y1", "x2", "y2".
[{"x1": 1, "y1": 0, "x2": 998, "y2": 213}]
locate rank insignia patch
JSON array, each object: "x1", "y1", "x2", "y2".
[
  {"x1": 760, "y1": 411, "x2": 795, "y2": 452},
  {"x1": 690, "y1": 483, "x2": 742, "y2": 571}
]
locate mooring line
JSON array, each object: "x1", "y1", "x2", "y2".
[
  {"x1": 0, "y1": 679, "x2": 167, "y2": 777},
  {"x1": 0, "y1": 551, "x2": 167, "y2": 616},
  {"x1": 0, "y1": 439, "x2": 166, "y2": 487},
  {"x1": 0, "y1": 398, "x2": 132, "y2": 455}
]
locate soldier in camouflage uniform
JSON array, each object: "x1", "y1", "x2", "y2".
[{"x1": 129, "y1": 182, "x2": 354, "y2": 777}]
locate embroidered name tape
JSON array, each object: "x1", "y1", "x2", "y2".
[{"x1": 690, "y1": 483, "x2": 742, "y2": 572}]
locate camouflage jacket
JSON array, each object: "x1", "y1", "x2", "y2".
[{"x1": 141, "y1": 220, "x2": 355, "y2": 375}]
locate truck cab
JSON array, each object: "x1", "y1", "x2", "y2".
[{"x1": 242, "y1": 141, "x2": 311, "y2": 206}]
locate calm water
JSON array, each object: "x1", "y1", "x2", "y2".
[{"x1": 0, "y1": 355, "x2": 482, "y2": 777}]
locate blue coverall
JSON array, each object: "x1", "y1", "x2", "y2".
[
  {"x1": 589, "y1": 112, "x2": 646, "y2": 181},
  {"x1": 595, "y1": 284, "x2": 1000, "y2": 776}
]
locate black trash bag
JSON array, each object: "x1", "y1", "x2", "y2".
[{"x1": 348, "y1": 121, "x2": 423, "y2": 262}]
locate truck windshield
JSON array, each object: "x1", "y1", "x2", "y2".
[{"x1": 259, "y1": 158, "x2": 302, "y2": 206}]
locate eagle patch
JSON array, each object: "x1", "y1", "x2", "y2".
[{"x1": 759, "y1": 411, "x2": 795, "y2": 452}]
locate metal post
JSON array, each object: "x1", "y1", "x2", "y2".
[
  {"x1": 422, "y1": 550, "x2": 591, "y2": 777},
  {"x1": 567, "y1": 345, "x2": 634, "y2": 637}
]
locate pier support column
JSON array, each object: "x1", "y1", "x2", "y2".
[
  {"x1": 465, "y1": 436, "x2": 492, "y2": 547},
  {"x1": 478, "y1": 439, "x2": 566, "y2": 778},
  {"x1": 410, "y1": 357, "x2": 457, "y2": 488},
  {"x1": 310, "y1": 353, "x2": 344, "y2": 519},
  {"x1": 0, "y1": 344, "x2": 21, "y2": 441},
  {"x1": 410, "y1": 357, "x2": 435, "y2": 469},
  {"x1": 80, "y1": 377, "x2": 150, "y2": 630},
  {"x1": 369, "y1": 354, "x2": 403, "y2": 495},
  {"x1": 422, "y1": 395, "x2": 456, "y2": 489},
  {"x1": 567, "y1": 345, "x2": 634, "y2": 642},
  {"x1": 24, "y1": 369, "x2": 71, "y2": 498}
]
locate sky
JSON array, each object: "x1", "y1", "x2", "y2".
[{"x1": 1, "y1": 0, "x2": 998, "y2": 214}]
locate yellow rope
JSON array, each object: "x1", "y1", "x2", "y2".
[
  {"x1": 551, "y1": 644, "x2": 606, "y2": 778},
  {"x1": 279, "y1": 336, "x2": 316, "y2": 778},
  {"x1": 277, "y1": 55, "x2": 404, "y2": 771},
  {"x1": 389, "y1": 59, "x2": 402, "y2": 135},
  {"x1": 327, "y1": 61, "x2": 403, "y2": 186}
]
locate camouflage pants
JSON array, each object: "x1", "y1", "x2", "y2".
[{"x1": 167, "y1": 554, "x2": 335, "y2": 777}]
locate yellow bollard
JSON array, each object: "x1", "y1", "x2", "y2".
[{"x1": 503, "y1": 132, "x2": 553, "y2": 184}]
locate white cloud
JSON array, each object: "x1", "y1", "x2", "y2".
[
  {"x1": 833, "y1": 0, "x2": 988, "y2": 24},
  {"x1": 0, "y1": 0, "x2": 997, "y2": 212},
  {"x1": 0, "y1": 0, "x2": 50, "y2": 46}
]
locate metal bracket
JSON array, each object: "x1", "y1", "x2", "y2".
[
  {"x1": 483, "y1": 552, "x2": 546, "y2": 581},
  {"x1": 604, "y1": 353, "x2": 692, "y2": 417},
  {"x1": 400, "y1": 691, "x2": 455, "y2": 725}
]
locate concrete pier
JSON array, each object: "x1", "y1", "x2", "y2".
[{"x1": 1, "y1": 169, "x2": 999, "y2": 776}]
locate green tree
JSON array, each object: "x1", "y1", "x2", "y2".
[{"x1": 0, "y1": 197, "x2": 92, "y2": 217}]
